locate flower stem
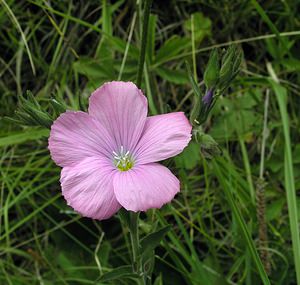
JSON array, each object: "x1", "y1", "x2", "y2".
[
  {"x1": 129, "y1": 212, "x2": 140, "y2": 264},
  {"x1": 136, "y1": 0, "x2": 153, "y2": 88},
  {"x1": 129, "y1": 212, "x2": 144, "y2": 285}
]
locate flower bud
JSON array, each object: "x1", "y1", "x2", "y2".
[
  {"x1": 204, "y1": 49, "x2": 220, "y2": 89},
  {"x1": 194, "y1": 128, "x2": 221, "y2": 159},
  {"x1": 50, "y1": 99, "x2": 66, "y2": 116},
  {"x1": 218, "y1": 46, "x2": 235, "y2": 89},
  {"x1": 185, "y1": 61, "x2": 203, "y2": 126},
  {"x1": 218, "y1": 45, "x2": 243, "y2": 91},
  {"x1": 189, "y1": 94, "x2": 201, "y2": 126},
  {"x1": 202, "y1": 89, "x2": 213, "y2": 106},
  {"x1": 15, "y1": 91, "x2": 53, "y2": 128},
  {"x1": 231, "y1": 45, "x2": 243, "y2": 79}
]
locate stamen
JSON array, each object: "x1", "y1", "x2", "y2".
[{"x1": 113, "y1": 146, "x2": 134, "y2": 171}]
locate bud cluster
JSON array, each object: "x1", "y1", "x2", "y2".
[
  {"x1": 188, "y1": 44, "x2": 243, "y2": 126},
  {"x1": 7, "y1": 91, "x2": 66, "y2": 129}
]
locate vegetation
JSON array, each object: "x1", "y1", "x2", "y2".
[{"x1": 0, "y1": 0, "x2": 300, "y2": 284}]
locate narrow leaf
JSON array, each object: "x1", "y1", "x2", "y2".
[
  {"x1": 140, "y1": 225, "x2": 171, "y2": 257},
  {"x1": 97, "y1": 265, "x2": 139, "y2": 282}
]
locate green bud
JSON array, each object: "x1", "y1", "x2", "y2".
[
  {"x1": 201, "y1": 134, "x2": 222, "y2": 159},
  {"x1": 231, "y1": 45, "x2": 243, "y2": 79},
  {"x1": 15, "y1": 110, "x2": 37, "y2": 126},
  {"x1": 26, "y1": 90, "x2": 40, "y2": 109},
  {"x1": 185, "y1": 61, "x2": 204, "y2": 126},
  {"x1": 189, "y1": 94, "x2": 201, "y2": 126},
  {"x1": 218, "y1": 45, "x2": 243, "y2": 91},
  {"x1": 204, "y1": 49, "x2": 220, "y2": 89},
  {"x1": 15, "y1": 92, "x2": 53, "y2": 128},
  {"x1": 194, "y1": 129, "x2": 222, "y2": 159},
  {"x1": 50, "y1": 99, "x2": 66, "y2": 116},
  {"x1": 24, "y1": 105, "x2": 53, "y2": 128},
  {"x1": 218, "y1": 46, "x2": 235, "y2": 89}
]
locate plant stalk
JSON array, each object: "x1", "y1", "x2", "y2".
[
  {"x1": 136, "y1": 0, "x2": 153, "y2": 88},
  {"x1": 129, "y1": 212, "x2": 144, "y2": 285}
]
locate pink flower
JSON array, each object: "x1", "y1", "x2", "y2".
[{"x1": 48, "y1": 81, "x2": 192, "y2": 220}]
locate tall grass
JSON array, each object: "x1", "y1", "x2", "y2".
[{"x1": 1, "y1": 1, "x2": 300, "y2": 284}]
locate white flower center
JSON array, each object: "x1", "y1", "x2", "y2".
[{"x1": 113, "y1": 146, "x2": 134, "y2": 171}]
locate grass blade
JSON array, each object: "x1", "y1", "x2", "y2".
[
  {"x1": 268, "y1": 77, "x2": 300, "y2": 284},
  {"x1": 0, "y1": 0, "x2": 36, "y2": 75},
  {"x1": 213, "y1": 159, "x2": 271, "y2": 285}
]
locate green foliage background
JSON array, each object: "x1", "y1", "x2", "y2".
[{"x1": 0, "y1": 0, "x2": 300, "y2": 284}]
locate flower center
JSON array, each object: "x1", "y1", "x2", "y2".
[{"x1": 113, "y1": 146, "x2": 134, "y2": 171}]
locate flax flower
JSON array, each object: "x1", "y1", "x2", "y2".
[{"x1": 48, "y1": 81, "x2": 192, "y2": 220}]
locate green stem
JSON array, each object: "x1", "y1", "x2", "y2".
[
  {"x1": 129, "y1": 212, "x2": 144, "y2": 285},
  {"x1": 129, "y1": 212, "x2": 140, "y2": 264},
  {"x1": 136, "y1": 0, "x2": 153, "y2": 88}
]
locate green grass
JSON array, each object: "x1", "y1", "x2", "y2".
[{"x1": 1, "y1": 0, "x2": 300, "y2": 284}]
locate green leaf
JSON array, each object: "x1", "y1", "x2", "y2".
[
  {"x1": 183, "y1": 12, "x2": 211, "y2": 44},
  {"x1": 153, "y1": 274, "x2": 163, "y2": 285},
  {"x1": 156, "y1": 66, "x2": 188, "y2": 84},
  {"x1": 73, "y1": 57, "x2": 115, "y2": 80},
  {"x1": 155, "y1": 36, "x2": 189, "y2": 65},
  {"x1": 213, "y1": 159, "x2": 271, "y2": 285},
  {"x1": 270, "y1": 79, "x2": 300, "y2": 283},
  {"x1": 0, "y1": 128, "x2": 49, "y2": 147},
  {"x1": 147, "y1": 14, "x2": 157, "y2": 63},
  {"x1": 106, "y1": 36, "x2": 139, "y2": 58},
  {"x1": 266, "y1": 198, "x2": 285, "y2": 222},
  {"x1": 97, "y1": 265, "x2": 139, "y2": 282},
  {"x1": 118, "y1": 208, "x2": 131, "y2": 228},
  {"x1": 175, "y1": 142, "x2": 201, "y2": 170},
  {"x1": 140, "y1": 225, "x2": 171, "y2": 257},
  {"x1": 102, "y1": 0, "x2": 112, "y2": 36}
]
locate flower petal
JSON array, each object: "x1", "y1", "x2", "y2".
[
  {"x1": 61, "y1": 157, "x2": 121, "y2": 220},
  {"x1": 133, "y1": 112, "x2": 192, "y2": 164},
  {"x1": 49, "y1": 111, "x2": 116, "y2": 167},
  {"x1": 88, "y1": 81, "x2": 148, "y2": 152},
  {"x1": 113, "y1": 163, "x2": 179, "y2": 212}
]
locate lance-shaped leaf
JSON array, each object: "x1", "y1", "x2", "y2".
[
  {"x1": 140, "y1": 225, "x2": 171, "y2": 258},
  {"x1": 96, "y1": 265, "x2": 139, "y2": 283}
]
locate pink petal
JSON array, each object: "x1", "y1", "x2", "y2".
[
  {"x1": 49, "y1": 111, "x2": 116, "y2": 167},
  {"x1": 133, "y1": 112, "x2": 192, "y2": 164},
  {"x1": 88, "y1": 81, "x2": 148, "y2": 152},
  {"x1": 113, "y1": 163, "x2": 180, "y2": 212},
  {"x1": 61, "y1": 157, "x2": 121, "y2": 220}
]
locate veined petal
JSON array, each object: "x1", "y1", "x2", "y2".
[
  {"x1": 61, "y1": 157, "x2": 121, "y2": 220},
  {"x1": 113, "y1": 163, "x2": 179, "y2": 212},
  {"x1": 48, "y1": 111, "x2": 116, "y2": 167},
  {"x1": 133, "y1": 112, "x2": 192, "y2": 164},
  {"x1": 88, "y1": 81, "x2": 148, "y2": 152}
]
